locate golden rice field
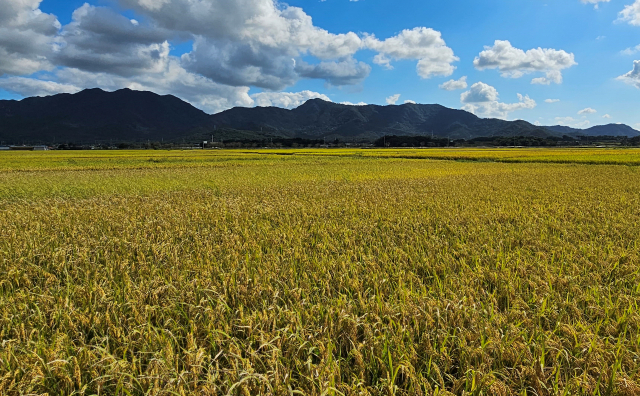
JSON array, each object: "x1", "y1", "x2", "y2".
[{"x1": 1, "y1": 148, "x2": 640, "y2": 395}]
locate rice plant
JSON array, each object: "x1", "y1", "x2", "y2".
[{"x1": 1, "y1": 149, "x2": 639, "y2": 395}]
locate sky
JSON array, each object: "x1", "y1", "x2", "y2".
[{"x1": 0, "y1": 0, "x2": 639, "y2": 129}]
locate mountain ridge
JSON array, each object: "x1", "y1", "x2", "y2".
[
  {"x1": 0, "y1": 88, "x2": 210, "y2": 143},
  {"x1": 1, "y1": 89, "x2": 637, "y2": 144},
  {"x1": 546, "y1": 123, "x2": 639, "y2": 137}
]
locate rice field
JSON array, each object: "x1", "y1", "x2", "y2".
[{"x1": 1, "y1": 148, "x2": 640, "y2": 395}]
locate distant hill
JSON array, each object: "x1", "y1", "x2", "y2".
[
  {"x1": 546, "y1": 124, "x2": 640, "y2": 137},
  {"x1": 210, "y1": 99, "x2": 552, "y2": 141},
  {"x1": 0, "y1": 89, "x2": 637, "y2": 144},
  {"x1": 0, "y1": 88, "x2": 210, "y2": 144}
]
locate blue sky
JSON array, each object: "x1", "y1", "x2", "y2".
[{"x1": 1, "y1": 0, "x2": 639, "y2": 129}]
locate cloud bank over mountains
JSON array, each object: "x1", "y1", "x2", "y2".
[{"x1": 0, "y1": 0, "x2": 461, "y2": 113}]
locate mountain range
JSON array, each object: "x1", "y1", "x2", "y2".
[
  {"x1": 545, "y1": 124, "x2": 639, "y2": 138},
  {"x1": 0, "y1": 88, "x2": 637, "y2": 144}
]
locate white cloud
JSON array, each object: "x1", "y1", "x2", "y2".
[
  {"x1": 340, "y1": 101, "x2": 367, "y2": 106},
  {"x1": 251, "y1": 90, "x2": 330, "y2": 109},
  {"x1": 439, "y1": 76, "x2": 467, "y2": 91},
  {"x1": 38, "y1": 0, "x2": 372, "y2": 95},
  {"x1": 618, "y1": 0, "x2": 640, "y2": 26},
  {"x1": 622, "y1": 45, "x2": 640, "y2": 55},
  {"x1": 114, "y1": 0, "x2": 393, "y2": 90},
  {"x1": 473, "y1": 40, "x2": 577, "y2": 85},
  {"x1": 545, "y1": 99, "x2": 560, "y2": 103},
  {"x1": 363, "y1": 27, "x2": 458, "y2": 78},
  {"x1": 602, "y1": 114, "x2": 611, "y2": 119},
  {"x1": 581, "y1": 0, "x2": 610, "y2": 9},
  {"x1": 460, "y1": 82, "x2": 536, "y2": 119},
  {"x1": 386, "y1": 94, "x2": 401, "y2": 105},
  {"x1": 54, "y1": 4, "x2": 173, "y2": 78},
  {"x1": 0, "y1": 76, "x2": 80, "y2": 96},
  {"x1": 0, "y1": 0, "x2": 61, "y2": 76},
  {"x1": 555, "y1": 116, "x2": 591, "y2": 128},
  {"x1": 460, "y1": 82, "x2": 499, "y2": 103},
  {"x1": 617, "y1": 60, "x2": 640, "y2": 88},
  {"x1": 578, "y1": 107, "x2": 597, "y2": 114},
  {"x1": 404, "y1": 100, "x2": 416, "y2": 104},
  {"x1": 119, "y1": 0, "x2": 363, "y2": 60}
]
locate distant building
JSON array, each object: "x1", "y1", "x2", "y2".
[
  {"x1": 0, "y1": 147, "x2": 10, "y2": 150},
  {"x1": 33, "y1": 146, "x2": 49, "y2": 151}
]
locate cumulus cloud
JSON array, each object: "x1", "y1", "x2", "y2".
[
  {"x1": 473, "y1": 40, "x2": 576, "y2": 85},
  {"x1": 404, "y1": 100, "x2": 416, "y2": 104},
  {"x1": 545, "y1": 99, "x2": 560, "y2": 103},
  {"x1": 618, "y1": 0, "x2": 640, "y2": 26},
  {"x1": 581, "y1": 0, "x2": 610, "y2": 9},
  {"x1": 617, "y1": 60, "x2": 640, "y2": 88},
  {"x1": 439, "y1": 76, "x2": 468, "y2": 91},
  {"x1": 555, "y1": 116, "x2": 590, "y2": 128},
  {"x1": 119, "y1": 0, "x2": 363, "y2": 58},
  {"x1": 0, "y1": 76, "x2": 80, "y2": 96},
  {"x1": 460, "y1": 82, "x2": 499, "y2": 103},
  {"x1": 117, "y1": 0, "x2": 370, "y2": 90},
  {"x1": 251, "y1": 90, "x2": 330, "y2": 108},
  {"x1": 363, "y1": 27, "x2": 458, "y2": 78},
  {"x1": 602, "y1": 114, "x2": 611, "y2": 118},
  {"x1": 386, "y1": 94, "x2": 401, "y2": 105},
  {"x1": 340, "y1": 101, "x2": 368, "y2": 106},
  {"x1": 0, "y1": 0, "x2": 61, "y2": 76},
  {"x1": 181, "y1": 38, "x2": 299, "y2": 90},
  {"x1": 460, "y1": 81, "x2": 536, "y2": 119},
  {"x1": 578, "y1": 107, "x2": 597, "y2": 114},
  {"x1": 54, "y1": 4, "x2": 173, "y2": 77}
]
